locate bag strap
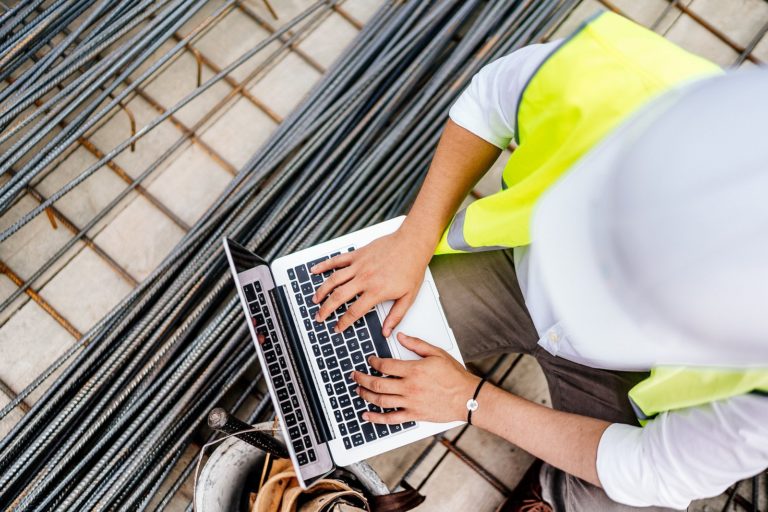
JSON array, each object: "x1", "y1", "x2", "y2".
[{"x1": 369, "y1": 489, "x2": 425, "y2": 512}]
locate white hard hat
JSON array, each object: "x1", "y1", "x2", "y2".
[{"x1": 532, "y1": 69, "x2": 768, "y2": 369}]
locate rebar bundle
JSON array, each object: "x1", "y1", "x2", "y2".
[{"x1": 0, "y1": 0, "x2": 577, "y2": 509}]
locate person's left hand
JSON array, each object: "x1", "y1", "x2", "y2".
[{"x1": 352, "y1": 333, "x2": 480, "y2": 424}]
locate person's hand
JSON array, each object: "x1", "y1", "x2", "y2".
[
  {"x1": 351, "y1": 333, "x2": 480, "y2": 424},
  {"x1": 310, "y1": 227, "x2": 434, "y2": 336}
]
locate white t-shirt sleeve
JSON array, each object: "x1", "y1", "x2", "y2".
[
  {"x1": 448, "y1": 40, "x2": 561, "y2": 149},
  {"x1": 596, "y1": 394, "x2": 768, "y2": 509}
]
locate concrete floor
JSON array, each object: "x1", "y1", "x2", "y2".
[{"x1": 1, "y1": 0, "x2": 767, "y2": 510}]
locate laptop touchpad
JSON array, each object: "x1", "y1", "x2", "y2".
[{"x1": 383, "y1": 281, "x2": 454, "y2": 360}]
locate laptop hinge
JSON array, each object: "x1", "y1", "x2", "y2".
[{"x1": 270, "y1": 285, "x2": 333, "y2": 444}]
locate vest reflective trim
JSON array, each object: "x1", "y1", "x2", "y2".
[
  {"x1": 446, "y1": 208, "x2": 508, "y2": 252},
  {"x1": 434, "y1": 11, "x2": 721, "y2": 255}
]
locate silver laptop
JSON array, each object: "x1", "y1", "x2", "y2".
[{"x1": 223, "y1": 216, "x2": 464, "y2": 488}]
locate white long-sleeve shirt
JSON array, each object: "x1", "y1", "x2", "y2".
[{"x1": 449, "y1": 43, "x2": 768, "y2": 510}]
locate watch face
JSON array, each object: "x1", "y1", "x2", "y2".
[{"x1": 466, "y1": 398, "x2": 479, "y2": 412}]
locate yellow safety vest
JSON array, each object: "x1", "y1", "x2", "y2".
[
  {"x1": 435, "y1": 10, "x2": 720, "y2": 254},
  {"x1": 435, "y1": 11, "x2": 768, "y2": 420}
]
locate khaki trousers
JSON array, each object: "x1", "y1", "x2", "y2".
[{"x1": 429, "y1": 250, "x2": 674, "y2": 512}]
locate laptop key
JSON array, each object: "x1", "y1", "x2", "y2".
[
  {"x1": 297, "y1": 452, "x2": 308, "y2": 466},
  {"x1": 249, "y1": 303, "x2": 259, "y2": 315},
  {"x1": 321, "y1": 370, "x2": 329, "y2": 383},
  {"x1": 336, "y1": 346, "x2": 348, "y2": 359},
  {"x1": 289, "y1": 426, "x2": 300, "y2": 438},
  {"x1": 293, "y1": 439, "x2": 304, "y2": 452},
  {"x1": 285, "y1": 413, "x2": 297, "y2": 426},
  {"x1": 348, "y1": 339, "x2": 359, "y2": 352},
  {"x1": 296, "y1": 409, "x2": 304, "y2": 422},
  {"x1": 339, "y1": 423, "x2": 348, "y2": 436},
  {"x1": 343, "y1": 327, "x2": 355, "y2": 339},
  {"x1": 276, "y1": 388, "x2": 289, "y2": 401},
  {"x1": 322, "y1": 345, "x2": 333, "y2": 357},
  {"x1": 291, "y1": 281, "x2": 300, "y2": 293},
  {"x1": 347, "y1": 421, "x2": 361, "y2": 434},
  {"x1": 308, "y1": 332, "x2": 317, "y2": 344},
  {"x1": 357, "y1": 329, "x2": 370, "y2": 341},
  {"x1": 317, "y1": 358, "x2": 325, "y2": 370},
  {"x1": 403, "y1": 421, "x2": 417, "y2": 429},
  {"x1": 389, "y1": 424, "x2": 402, "y2": 433},
  {"x1": 340, "y1": 359, "x2": 353, "y2": 373},
  {"x1": 318, "y1": 332, "x2": 330, "y2": 345},
  {"x1": 265, "y1": 351, "x2": 277, "y2": 364},
  {"x1": 366, "y1": 312, "x2": 392, "y2": 358},
  {"x1": 334, "y1": 382, "x2": 346, "y2": 395},
  {"x1": 299, "y1": 306, "x2": 308, "y2": 318},
  {"x1": 330, "y1": 397, "x2": 338, "y2": 409},
  {"x1": 308, "y1": 449, "x2": 317, "y2": 462},
  {"x1": 355, "y1": 364, "x2": 367, "y2": 374},
  {"x1": 361, "y1": 341, "x2": 374, "y2": 354},
  {"x1": 291, "y1": 396, "x2": 299, "y2": 409},
  {"x1": 301, "y1": 282, "x2": 313, "y2": 295},
  {"x1": 303, "y1": 319, "x2": 312, "y2": 331},
  {"x1": 335, "y1": 410, "x2": 343, "y2": 423},
  {"x1": 352, "y1": 434, "x2": 365, "y2": 447},
  {"x1": 312, "y1": 345, "x2": 321, "y2": 358},
  {"x1": 353, "y1": 397, "x2": 366, "y2": 410},
  {"x1": 280, "y1": 401, "x2": 292, "y2": 414},
  {"x1": 273, "y1": 375, "x2": 285, "y2": 388},
  {"x1": 342, "y1": 407, "x2": 355, "y2": 421},
  {"x1": 375, "y1": 424, "x2": 390, "y2": 437},
  {"x1": 255, "y1": 282, "x2": 262, "y2": 292},
  {"x1": 343, "y1": 437, "x2": 352, "y2": 450},
  {"x1": 351, "y1": 352, "x2": 364, "y2": 365},
  {"x1": 243, "y1": 284, "x2": 256, "y2": 302},
  {"x1": 330, "y1": 369, "x2": 342, "y2": 382},
  {"x1": 300, "y1": 423, "x2": 308, "y2": 435},
  {"x1": 362, "y1": 422, "x2": 377, "y2": 443},
  {"x1": 295, "y1": 265, "x2": 310, "y2": 284},
  {"x1": 311, "y1": 273, "x2": 323, "y2": 286},
  {"x1": 331, "y1": 334, "x2": 344, "y2": 346},
  {"x1": 327, "y1": 357, "x2": 339, "y2": 369},
  {"x1": 268, "y1": 363, "x2": 280, "y2": 375},
  {"x1": 339, "y1": 395, "x2": 351, "y2": 408},
  {"x1": 325, "y1": 383, "x2": 334, "y2": 396},
  {"x1": 288, "y1": 268, "x2": 296, "y2": 280}
]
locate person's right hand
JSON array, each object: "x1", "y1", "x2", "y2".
[{"x1": 310, "y1": 227, "x2": 434, "y2": 337}]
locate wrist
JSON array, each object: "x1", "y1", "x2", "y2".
[
  {"x1": 397, "y1": 218, "x2": 442, "y2": 259},
  {"x1": 455, "y1": 374, "x2": 483, "y2": 423}
]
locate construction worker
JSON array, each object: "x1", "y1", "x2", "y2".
[{"x1": 310, "y1": 10, "x2": 768, "y2": 511}]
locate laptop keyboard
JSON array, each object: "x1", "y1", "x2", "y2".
[
  {"x1": 289, "y1": 246, "x2": 416, "y2": 450},
  {"x1": 243, "y1": 281, "x2": 317, "y2": 467}
]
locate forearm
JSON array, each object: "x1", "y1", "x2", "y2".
[
  {"x1": 473, "y1": 383, "x2": 610, "y2": 487},
  {"x1": 400, "y1": 119, "x2": 501, "y2": 255}
]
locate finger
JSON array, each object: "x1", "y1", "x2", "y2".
[
  {"x1": 368, "y1": 355, "x2": 413, "y2": 377},
  {"x1": 362, "y1": 409, "x2": 412, "y2": 425},
  {"x1": 256, "y1": 333, "x2": 265, "y2": 345},
  {"x1": 382, "y1": 294, "x2": 414, "y2": 337},
  {"x1": 313, "y1": 267, "x2": 354, "y2": 306},
  {"x1": 311, "y1": 253, "x2": 353, "y2": 274},
  {"x1": 352, "y1": 371, "x2": 404, "y2": 395},
  {"x1": 396, "y1": 332, "x2": 443, "y2": 357},
  {"x1": 317, "y1": 283, "x2": 360, "y2": 323},
  {"x1": 336, "y1": 295, "x2": 376, "y2": 333},
  {"x1": 354, "y1": 386, "x2": 404, "y2": 410}
]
